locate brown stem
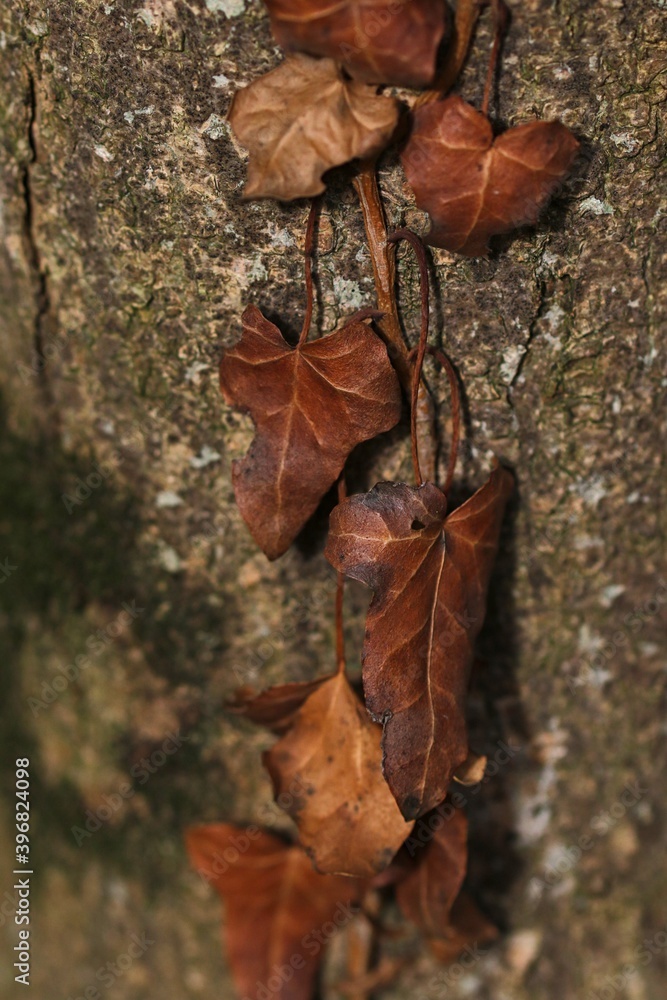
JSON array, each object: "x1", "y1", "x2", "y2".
[
  {"x1": 387, "y1": 229, "x2": 430, "y2": 487},
  {"x1": 353, "y1": 162, "x2": 438, "y2": 482},
  {"x1": 335, "y1": 476, "x2": 347, "y2": 675},
  {"x1": 410, "y1": 345, "x2": 462, "y2": 495},
  {"x1": 416, "y1": 0, "x2": 484, "y2": 108},
  {"x1": 352, "y1": 163, "x2": 410, "y2": 386},
  {"x1": 343, "y1": 913, "x2": 375, "y2": 1000},
  {"x1": 298, "y1": 197, "x2": 321, "y2": 345},
  {"x1": 482, "y1": 0, "x2": 509, "y2": 117}
]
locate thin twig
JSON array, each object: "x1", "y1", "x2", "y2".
[
  {"x1": 482, "y1": 0, "x2": 510, "y2": 117},
  {"x1": 387, "y1": 229, "x2": 430, "y2": 486},
  {"x1": 353, "y1": 163, "x2": 438, "y2": 481},
  {"x1": 335, "y1": 476, "x2": 347, "y2": 675},
  {"x1": 298, "y1": 197, "x2": 321, "y2": 345},
  {"x1": 352, "y1": 164, "x2": 410, "y2": 386},
  {"x1": 409, "y1": 345, "x2": 462, "y2": 494}
]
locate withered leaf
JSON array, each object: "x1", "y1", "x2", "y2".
[
  {"x1": 325, "y1": 464, "x2": 513, "y2": 818},
  {"x1": 397, "y1": 806, "x2": 468, "y2": 936},
  {"x1": 429, "y1": 892, "x2": 499, "y2": 962},
  {"x1": 264, "y1": 671, "x2": 414, "y2": 878},
  {"x1": 402, "y1": 95, "x2": 580, "y2": 256},
  {"x1": 186, "y1": 823, "x2": 362, "y2": 1000},
  {"x1": 264, "y1": 0, "x2": 449, "y2": 88},
  {"x1": 227, "y1": 676, "x2": 333, "y2": 735},
  {"x1": 220, "y1": 305, "x2": 402, "y2": 560},
  {"x1": 228, "y1": 53, "x2": 399, "y2": 201}
]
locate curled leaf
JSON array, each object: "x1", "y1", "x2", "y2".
[
  {"x1": 428, "y1": 892, "x2": 499, "y2": 962},
  {"x1": 185, "y1": 823, "x2": 363, "y2": 1000},
  {"x1": 401, "y1": 95, "x2": 580, "y2": 256},
  {"x1": 264, "y1": 671, "x2": 414, "y2": 878},
  {"x1": 453, "y1": 749, "x2": 487, "y2": 786},
  {"x1": 220, "y1": 305, "x2": 402, "y2": 560},
  {"x1": 227, "y1": 676, "x2": 334, "y2": 735},
  {"x1": 229, "y1": 53, "x2": 400, "y2": 200},
  {"x1": 397, "y1": 806, "x2": 468, "y2": 936},
  {"x1": 325, "y1": 465, "x2": 513, "y2": 818},
  {"x1": 264, "y1": 0, "x2": 450, "y2": 88}
]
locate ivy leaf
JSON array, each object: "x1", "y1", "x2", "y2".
[
  {"x1": 220, "y1": 305, "x2": 402, "y2": 560},
  {"x1": 264, "y1": 671, "x2": 414, "y2": 878},
  {"x1": 325, "y1": 465, "x2": 513, "y2": 818},
  {"x1": 263, "y1": 0, "x2": 449, "y2": 88},
  {"x1": 186, "y1": 824, "x2": 363, "y2": 1000},
  {"x1": 227, "y1": 677, "x2": 334, "y2": 735},
  {"x1": 397, "y1": 806, "x2": 468, "y2": 936},
  {"x1": 402, "y1": 95, "x2": 579, "y2": 256},
  {"x1": 228, "y1": 53, "x2": 400, "y2": 201}
]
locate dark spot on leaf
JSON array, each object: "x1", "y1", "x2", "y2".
[{"x1": 402, "y1": 794, "x2": 421, "y2": 819}]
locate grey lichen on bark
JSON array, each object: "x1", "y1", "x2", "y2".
[{"x1": 0, "y1": 1, "x2": 666, "y2": 998}]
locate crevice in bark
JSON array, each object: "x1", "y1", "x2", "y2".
[
  {"x1": 21, "y1": 65, "x2": 58, "y2": 424},
  {"x1": 506, "y1": 279, "x2": 548, "y2": 406}
]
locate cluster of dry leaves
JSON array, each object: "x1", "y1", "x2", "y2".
[
  {"x1": 229, "y1": 0, "x2": 578, "y2": 253},
  {"x1": 185, "y1": 2, "x2": 580, "y2": 997}
]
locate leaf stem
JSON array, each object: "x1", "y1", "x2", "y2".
[
  {"x1": 351, "y1": 164, "x2": 410, "y2": 386},
  {"x1": 387, "y1": 228, "x2": 430, "y2": 487},
  {"x1": 335, "y1": 476, "x2": 347, "y2": 676},
  {"x1": 298, "y1": 196, "x2": 321, "y2": 346},
  {"x1": 353, "y1": 161, "x2": 437, "y2": 482},
  {"x1": 416, "y1": 0, "x2": 484, "y2": 108},
  {"x1": 409, "y1": 345, "x2": 462, "y2": 495},
  {"x1": 482, "y1": 0, "x2": 509, "y2": 117}
]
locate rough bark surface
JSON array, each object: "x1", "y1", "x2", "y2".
[{"x1": 0, "y1": 2, "x2": 665, "y2": 999}]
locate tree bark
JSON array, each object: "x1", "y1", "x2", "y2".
[{"x1": 1, "y1": 1, "x2": 666, "y2": 998}]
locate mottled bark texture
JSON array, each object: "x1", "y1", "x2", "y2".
[{"x1": 0, "y1": 2, "x2": 665, "y2": 999}]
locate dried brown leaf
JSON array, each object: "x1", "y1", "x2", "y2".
[
  {"x1": 229, "y1": 53, "x2": 400, "y2": 201},
  {"x1": 185, "y1": 823, "x2": 363, "y2": 1000},
  {"x1": 402, "y1": 95, "x2": 580, "y2": 256},
  {"x1": 220, "y1": 305, "x2": 402, "y2": 560},
  {"x1": 226, "y1": 677, "x2": 334, "y2": 735},
  {"x1": 325, "y1": 464, "x2": 513, "y2": 818},
  {"x1": 264, "y1": 0, "x2": 449, "y2": 88},
  {"x1": 397, "y1": 806, "x2": 468, "y2": 936},
  {"x1": 264, "y1": 672, "x2": 414, "y2": 878}
]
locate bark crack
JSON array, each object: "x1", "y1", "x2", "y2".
[
  {"x1": 22, "y1": 65, "x2": 58, "y2": 419},
  {"x1": 506, "y1": 279, "x2": 548, "y2": 408}
]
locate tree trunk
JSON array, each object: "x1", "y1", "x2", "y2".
[{"x1": 1, "y1": 1, "x2": 665, "y2": 998}]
